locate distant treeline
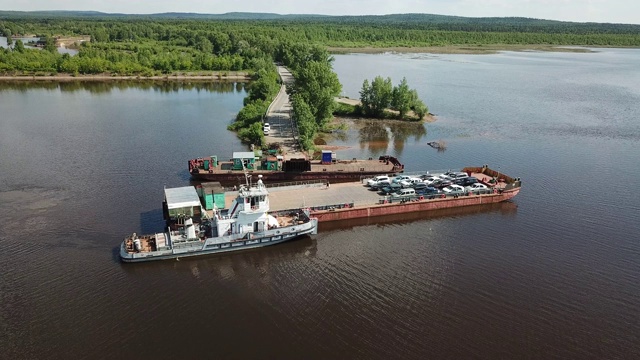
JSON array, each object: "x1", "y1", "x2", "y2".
[{"x1": 2, "y1": 15, "x2": 639, "y2": 75}]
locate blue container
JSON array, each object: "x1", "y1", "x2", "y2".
[{"x1": 321, "y1": 151, "x2": 332, "y2": 164}]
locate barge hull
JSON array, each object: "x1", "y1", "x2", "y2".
[{"x1": 310, "y1": 188, "x2": 520, "y2": 223}]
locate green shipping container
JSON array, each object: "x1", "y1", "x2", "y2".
[
  {"x1": 214, "y1": 193, "x2": 225, "y2": 209},
  {"x1": 203, "y1": 159, "x2": 210, "y2": 170},
  {"x1": 204, "y1": 194, "x2": 214, "y2": 210}
]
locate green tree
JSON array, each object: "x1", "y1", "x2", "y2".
[
  {"x1": 413, "y1": 101, "x2": 429, "y2": 120},
  {"x1": 291, "y1": 93, "x2": 317, "y2": 150},
  {"x1": 43, "y1": 36, "x2": 57, "y2": 53},
  {"x1": 360, "y1": 76, "x2": 392, "y2": 117},
  {"x1": 293, "y1": 60, "x2": 341, "y2": 127},
  {"x1": 3, "y1": 29, "x2": 12, "y2": 46},
  {"x1": 13, "y1": 39, "x2": 24, "y2": 53},
  {"x1": 237, "y1": 121, "x2": 264, "y2": 146},
  {"x1": 92, "y1": 27, "x2": 109, "y2": 43},
  {"x1": 391, "y1": 77, "x2": 412, "y2": 119},
  {"x1": 195, "y1": 35, "x2": 213, "y2": 54}
]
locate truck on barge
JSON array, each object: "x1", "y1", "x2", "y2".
[
  {"x1": 120, "y1": 176, "x2": 318, "y2": 263},
  {"x1": 188, "y1": 150, "x2": 404, "y2": 184}
]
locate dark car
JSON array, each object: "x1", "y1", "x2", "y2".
[
  {"x1": 379, "y1": 183, "x2": 401, "y2": 195},
  {"x1": 370, "y1": 180, "x2": 391, "y2": 190},
  {"x1": 454, "y1": 176, "x2": 479, "y2": 186},
  {"x1": 432, "y1": 178, "x2": 453, "y2": 189},
  {"x1": 412, "y1": 182, "x2": 429, "y2": 190},
  {"x1": 416, "y1": 186, "x2": 440, "y2": 194}
]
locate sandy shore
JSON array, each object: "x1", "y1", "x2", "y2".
[
  {"x1": 327, "y1": 44, "x2": 598, "y2": 55},
  {"x1": 0, "y1": 72, "x2": 251, "y2": 81}
]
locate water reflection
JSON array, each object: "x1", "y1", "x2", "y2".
[
  {"x1": 0, "y1": 81, "x2": 247, "y2": 94},
  {"x1": 0, "y1": 36, "x2": 79, "y2": 55},
  {"x1": 319, "y1": 201, "x2": 518, "y2": 232},
  {"x1": 119, "y1": 235, "x2": 318, "y2": 277},
  {"x1": 341, "y1": 119, "x2": 427, "y2": 156}
]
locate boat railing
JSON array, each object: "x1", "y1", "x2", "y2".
[
  {"x1": 306, "y1": 202, "x2": 355, "y2": 212},
  {"x1": 265, "y1": 179, "x2": 328, "y2": 189},
  {"x1": 222, "y1": 179, "x2": 327, "y2": 192}
]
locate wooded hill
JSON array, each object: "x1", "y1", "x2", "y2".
[{"x1": 1, "y1": 11, "x2": 639, "y2": 35}]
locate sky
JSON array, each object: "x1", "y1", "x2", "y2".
[{"x1": 1, "y1": 0, "x2": 639, "y2": 25}]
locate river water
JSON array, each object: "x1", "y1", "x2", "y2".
[{"x1": 1, "y1": 49, "x2": 639, "y2": 359}]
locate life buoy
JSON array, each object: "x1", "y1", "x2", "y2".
[
  {"x1": 493, "y1": 188, "x2": 498, "y2": 194},
  {"x1": 418, "y1": 196, "x2": 424, "y2": 200}
]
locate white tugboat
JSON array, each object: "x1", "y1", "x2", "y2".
[{"x1": 120, "y1": 175, "x2": 318, "y2": 263}]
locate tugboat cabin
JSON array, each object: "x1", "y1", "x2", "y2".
[{"x1": 162, "y1": 186, "x2": 206, "y2": 230}]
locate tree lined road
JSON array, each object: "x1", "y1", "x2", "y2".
[{"x1": 264, "y1": 66, "x2": 306, "y2": 158}]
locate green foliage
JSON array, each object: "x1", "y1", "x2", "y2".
[
  {"x1": 391, "y1": 77, "x2": 411, "y2": 119},
  {"x1": 281, "y1": 43, "x2": 342, "y2": 150},
  {"x1": 2, "y1": 15, "x2": 639, "y2": 79},
  {"x1": 244, "y1": 67, "x2": 279, "y2": 104},
  {"x1": 291, "y1": 60, "x2": 341, "y2": 126},
  {"x1": 291, "y1": 93, "x2": 317, "y2": 150},
  {"x1": 360, "y1": 76, "x2": 392, "y2": 117},
  {"x1": 332, "y1": 102, "x2": 359, "y2": 116},
  {"x1": 413, "y1": 101, "x2": 429, "y2": 120},
  {"x1": 230, "y1": 58, "x2": 277, "y2": 139},
  {"x1": 360, "y1": 76, "x2": 427, "y2": 120},
  {"x1": 237, "y1": 121, "x2": 265, "y2": 146},
  {"x1": 230, "y1": 99, "x2": 269, "y2": 131},
  {"x1": 13, "y1": 39, "x2": 24, "y2": 53}
]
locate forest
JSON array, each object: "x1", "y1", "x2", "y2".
[
  {"x1": 1, "y1": 13, "x2": 639, "y2": 76},
  {"x1": 1, "y1": 12, "x2": 638, "y2": 150}
]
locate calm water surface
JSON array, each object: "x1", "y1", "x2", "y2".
[{"x1": 1, "y1": 49, "x2": 639, "y2": 359}]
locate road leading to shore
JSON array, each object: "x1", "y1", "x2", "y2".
[{"x1": 264, "y1": 66, "x2": 307, "y2": 159}]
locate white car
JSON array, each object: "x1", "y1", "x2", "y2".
[
  {"x1": 263, "y1": 123, "x2": 271, "y2": 134},
  {"x1": 392, "y1": 175, "x2": 412, "y2": 184},
  {"x1": 399, "y1": 177, "x2": 423, "y2": 188},
  {"x1": 422, "y1": 176, "x2": 441, "y2": 185},
  {"x1": 367, "y1": 175, "x2": 390, "y2": 187},
  {"x1": 442, "y1": 184, "x2": 466, "y2": 195},
  {"x1": 466, "y1": 183, "x2": 489, "y2": 193}
]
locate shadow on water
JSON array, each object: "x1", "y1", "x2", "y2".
[
  {"x1": 139, "y1": 208, "x2": 165, "y2": 234},
  {"x1": 319, "y1": 201, "x2": 518, "y2": 232}
]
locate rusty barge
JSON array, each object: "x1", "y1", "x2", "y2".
[
  {"x1": 258, "y1": 166, "x2": 521, "y2": 223},
  {"x1": 189, "y1": 151, "x2": 404, "y2": 184}
]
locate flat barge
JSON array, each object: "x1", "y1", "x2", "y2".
[
  {"x1": 247, "y1": 166, "x2": 521, "y2": 223},
  {"x1": 189, "y1": 151, "x2": 404, "y2": 184}
]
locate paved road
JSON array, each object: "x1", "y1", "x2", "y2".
[{"x1": 264, "y1": 66, "x2": 307, "y2": 159}]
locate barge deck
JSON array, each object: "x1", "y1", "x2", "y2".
[{"x1": 220, "y1": 166, "x2": 521, "y2": 223}]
